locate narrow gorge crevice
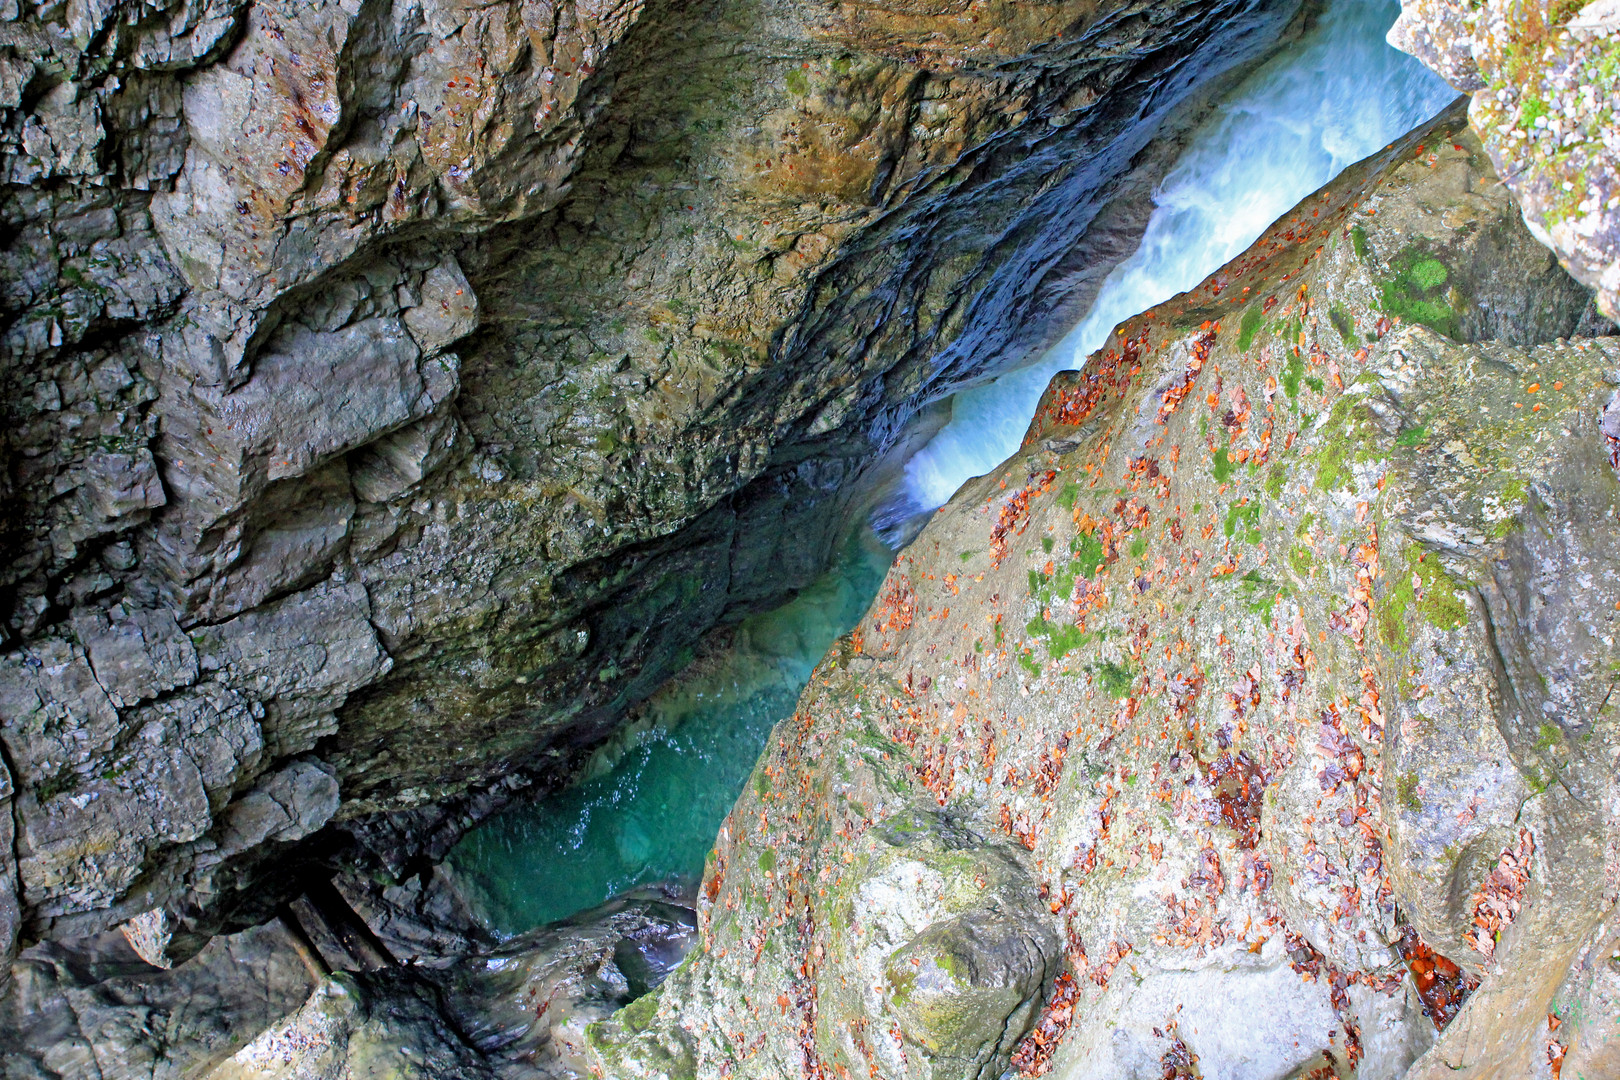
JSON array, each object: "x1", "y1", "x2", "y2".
[{"x1": 3, "y1": 0, "x2": 1619, "y2": 1077}]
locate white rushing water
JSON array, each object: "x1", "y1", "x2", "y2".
[{"x1": 896, "y1": 0, "x2": 1456, "y2": 515}]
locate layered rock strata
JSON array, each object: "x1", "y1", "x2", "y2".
[
  {"x1": 594, "y1": 104, "x2": 1620, "y2": 1079},
  {"x1": 0, "y1": 0, "x2": 1309, "y2": 975}
]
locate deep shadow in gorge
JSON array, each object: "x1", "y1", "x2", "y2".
[
  {"x1": 441, "y1": 0, "x2": 1468, "y2": 937},
  {"x1": 316, "y1": 0, "x2": 1319, "y2": 893}
]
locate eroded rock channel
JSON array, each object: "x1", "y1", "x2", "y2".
[{"x1": 3, "y1": 0, "x2": 1620, "y2": 1077}]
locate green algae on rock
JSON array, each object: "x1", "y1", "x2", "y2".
[
  {"x1": 591, "y1": 105, "x2": 1620, "y2": 1080},
  {"x1": 1390, "y1": 0, "x2": 1620, "y2": 323},
  {"x1": 0, "y1": 0, "x2": 1313, "y2": 976}
]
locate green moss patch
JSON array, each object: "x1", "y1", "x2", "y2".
[
  {"x1": 1071, "y1": 532, "x2": 1106, "y2": 579},
  {"x1": 1378, "y1": 546, "x2": 1470, "y2": 654},
  {"x1": 1026, "y1": 616, "x2": 1096, "y2": 660},
  {"x1": 1265, "y1": 463, "x2": 1288, "y2": 500},
  {"x1": 1282, "y1": 353, "x2": 1305, "y2": 399},
  {"x1": 1238, "y1": 569, "x2": 1284, "y2": 620},
  {"x1": 1378, "y1": 245, "x2": 1459, "y2": 340},
  {"x1": 1394, "y1": 425, "x2": 1428, "y2": 447},
  {"x1": 1238, "y1": 306, "x2": 1264, "y2": 352},
  {"x1": 1287, "y1": 544, "x2": 1314, "y2": 577},
  {"x1": 1224, "y1": 500, "x2": 1261, "y2": 543},
  {"x1": 1396, "y1": 771, "x2": 1422, "y2": 812},
  {"x1": 1092, "y1": 660, "x2": 1135, "y2": 698},
  {"x1": 1313, "y1": 396, "x2": 1386, "y2": 493},
  {"x1": 1350, "y1": 224, "x2": 1372, "y2": 260},
  {"x1": 1328, "y1": 305, "x2": 1357, "y2": 348}
]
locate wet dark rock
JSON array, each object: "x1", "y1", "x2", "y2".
[{"x1": 0, "y1": 0, "x2": 1314, "y2": 1002}]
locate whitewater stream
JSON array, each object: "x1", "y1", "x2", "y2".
[
  {"x1": 449, "y1": 0, "x2": 1454, "y2": 934},
  {"x1": 897, "y1": 0, "x2": 1457, "y2": 515}
]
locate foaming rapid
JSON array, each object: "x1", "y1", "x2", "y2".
[{"x1": 893, "y1": 0, "x2": 1456, "y2": 518}]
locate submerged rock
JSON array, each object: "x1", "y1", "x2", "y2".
[{"x1": 593, "y1": 105, "x2": 1620, "y2": 1079}]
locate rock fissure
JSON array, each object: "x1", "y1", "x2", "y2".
[{"x1": 5, "y1": 0, "x2": 1620, "y2": 1075}]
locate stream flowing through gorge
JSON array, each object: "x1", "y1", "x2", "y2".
[{"x1": 448, "y1": 0, "x2": 1455, "y2": 935}]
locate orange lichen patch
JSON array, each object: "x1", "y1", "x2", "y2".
[
  {"x1": 1156, "y1": 1023, "x2": 1200, "y2": 1079},
  {"x1": 1028, "y1": 327, "x2": 1147, "y2": 441},
  {"x1": 989, "y1": 469, "x2": 1058, "y2": 567},
  {"x1": 1089, "y1": 939, "x2": 1133, "y2": 988},
  {"x1": 1356, "y1": 666, "x2": 1384, "y2": 742},
  {"x1": 1465, "y1": 827, "x2": 1534, "y2": 960},
  {"x1": 1399, "y1": 925, "x2": 1478, "y2": 1031},
  {"x1": 1157, "y1": 889, "x2": 1225, "y2": 954},
  {"x1": 1548, "y1": 1014, "x2": 1567, "y2": 1079},
  {"x1": 1156, "y1": 328, "x2": 1216, "y2": 424},
  {"x1": 1209, "y1": 750, "x2": 1266, "y2": 848},
  {"x1": 1315, "y1": 707, "x2": 1364, "y2": 794},
  {"x1": 1333, "y1": 525, "x2": 1379, "y2": 647},
  {"x1": 871, "y1": 574, "x2": 916, "y2": 636},
  {"x1": 1009, "y1": 971, "x2": 1080, "y2": 1076}
]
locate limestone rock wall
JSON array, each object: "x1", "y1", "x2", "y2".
[
  {"x1": 595, "y1": 105, "x2": 1620, "y2": 1080},
  {"x1": 0, "y1": 0, "x2": 1309, "y2": 991},
  {"x1": 1390, "y1": 0, "x2": 1620, "y2": 321}
]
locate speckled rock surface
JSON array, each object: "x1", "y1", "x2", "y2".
[
  {"x1": 591, "y1": 105, "x2": 1620, "y2": 1080},
  {"x1": 1, "y1": 918, "x2": 323, "y2": 1080},
  {"x1": 1390, "y1": 0, "x2": 1620, "y2": 321},
  {"x1": 0, "y1": 0, "x2": 1311, "y2": 980}
]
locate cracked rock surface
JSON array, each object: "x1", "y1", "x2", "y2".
[
  {"x1": 596, "y1": 105, "x2": 1620, "y2": 1080},
  {"x1": 0, "y1": 0, "x2": 1312, "y2": 985}
]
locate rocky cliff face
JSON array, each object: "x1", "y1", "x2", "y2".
[
  {"x1": 1390, "y1": 0, "x2": 1620, "y2": 321},
  {"x1": 0, "y1": 0, "x2": 1312, "y2": 979},
  {"x1": 594, "y1": 104, "x2": 1620, "y2": 1079}
]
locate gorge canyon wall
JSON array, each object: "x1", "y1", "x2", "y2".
[
  {"x1": 4, "y1": 0, "x2": 1620, "y2": 1077},
  {"x1": 0, "y1": 0, "x2": 1304, "y2": 975}
]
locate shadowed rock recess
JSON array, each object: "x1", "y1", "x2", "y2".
[
  {"x1": 0, "y1": 0, "x2": 1305, "y2": 942},
  {"x1": 594, "y1": 106, "x2": 1620, "y2": 1079},
  {"x1": 0, "y1": 0, "x2": 1335, "y2": 1062},
  {"x1": 3, "y1": 0, "x2": 1618, "y2": 1076}
]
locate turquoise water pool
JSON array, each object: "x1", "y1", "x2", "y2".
[{"x1": 448, "y1": 526, "x2": 894, "y2": 933}]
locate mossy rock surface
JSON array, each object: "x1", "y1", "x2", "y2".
[{"x1": 600, "y1": 102, "x2": 1620, "y2": 1080}]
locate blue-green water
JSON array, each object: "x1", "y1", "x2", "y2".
[
  {"x1": 448, "y1": 527, "x2": 894, "y2": 933},
  {"x1": 448, "y1": 0, "x2": 1450, "y2": 938}
]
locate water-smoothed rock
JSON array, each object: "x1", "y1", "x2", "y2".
[
  {"x1": 1390, "y1": 0, "x2": 1620, "y2": 323},
  {"x1": 0, "y1": 918, "x2": 323, "y2": 1080},
  {"x1": 595, "y1": 104, "x2": 1620, "y2": 1079},
  {"x1": 170, "y1": 882, "x2": 699, "y2": 1080},
  {"x1": 1, "y1": 0, "x2": 1318, "y2": 994}
]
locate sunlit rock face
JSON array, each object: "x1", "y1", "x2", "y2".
[
  {"x1": 0, "y1": 0, "x2": 1312, "y2": 997},
  {"x1": 595, "y1": 104, "x2": 1620, "y2": 1080},
  {"x1": 1389, "y1": 0, "x2": 1620, "y2": 321}
]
